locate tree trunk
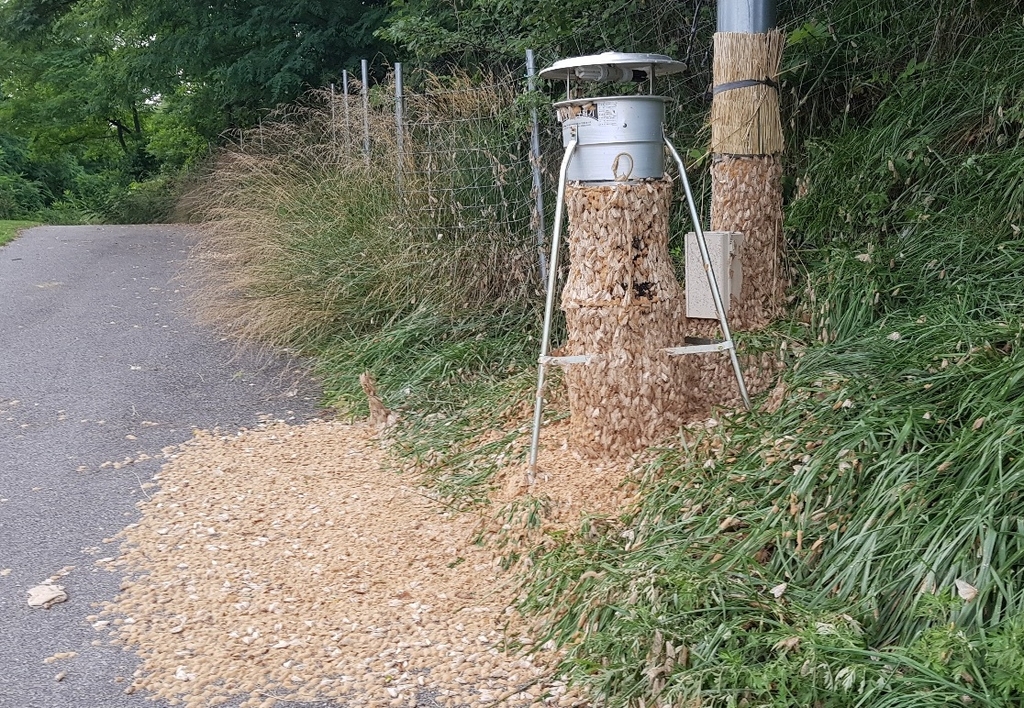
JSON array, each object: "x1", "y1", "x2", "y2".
[{"x1": 687, "y1": 29, "x2": 787, "y2": 412}]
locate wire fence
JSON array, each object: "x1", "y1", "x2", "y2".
[
  {"x1": 219, "y1": 50, "x2": 730, "y2": 320},
  {"x1": 225, "y1": 57, "x2": 567, "y2": 304},
  {"x1": 233, "y1": 58, "x2": 548, "y2": 288}
]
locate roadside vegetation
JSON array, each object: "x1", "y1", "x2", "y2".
[
  {"x1": 0, "y1": 219, "x2": 39, "y2": 247},
  {"x1": 185, "y1": 1, "x2": 1024, "y2": 705},
  {"x1": 0, "y1": 0, "x2": 388, "y2": 224},
  {"x1": 6, "y1": 0, "x2": 1024, "y2": 704}
]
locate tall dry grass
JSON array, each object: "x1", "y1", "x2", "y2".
[{"x1": 184, "y1": 72, "x2": 539, "y2": 358}]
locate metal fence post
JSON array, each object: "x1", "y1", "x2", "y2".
[
  {"x1": 361, "y1": 59, "x2": 371, "y2": 165},
  {"x1": 395, "y1": 62, "x2": 404, "y2": 192},
  {"x1": 526, "y1": 49, "x2": 549, "y2": 287},
  {"x1": 330, "y1": 82, "x2": 337, "y2": 156},
  {"x1": 342, "y1": 70, "x2": 351, "y2": 155}
]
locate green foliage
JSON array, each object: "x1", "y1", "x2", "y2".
[
  {"x1": 380, "y1": 0, "x2": 713, "y2": 71},
  {"x1": 517, "y1": 6, "x2": 1024, "y2": 707},
  {"x1": 0, "y1": 219, "x2": 40, "y2": 246},
  {"x1": 0, "y1": 174, "x2": 44, "y2": 219},
  {"x1": 144, "y1": 109, "x2": 209, "y2": 171},
  {"x1": 778, "y1": 0, "x2": 1024, "y2": 157},
  {"x1": 0, "y1": 134, "x2": 47, "y2": 218},
  {"x1": 0, "y1": 0, "x2": 165, "y2": 221},
  {"x1": 0, "y1": 0, "x2": 150, "y2": 154},
  {"x1": 0, "y1": 0, "x2": 389, "y2": 223},
  {"x1": 986, "y1": 615, "x2": 1024, "y2": 698},
  {"x1": 126, "y1": 0, "x2": 390, "y2": 119}
]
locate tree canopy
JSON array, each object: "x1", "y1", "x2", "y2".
[
  {"x1": 0, "y1": 0, "x2": 389, "y2": 220},
  {"x1": 4, "y1": 0, "x2": 1021, "y2": 222}
]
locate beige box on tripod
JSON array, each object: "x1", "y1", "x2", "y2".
[{"x1": 685, "y1": 230, "x2": 743, "y2": 319}]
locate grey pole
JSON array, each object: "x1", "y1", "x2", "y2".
[
  {"x1": 395, "y1": 62, "x2": 404, "y2": 191},
  {"x1": 717, "y1": 0, "x2": 777, "y2": 33},
  {"x1": 526, "y1": 50, "x2": 549, "y2": 288},
  {"x1": 330, "y1": 82, "x2": 337, "y2": 155},
  {"x1": 342, "y1": 70, "x2": 351, "y2": 153},
  {"x1": 361, "y1": 59, "x2": 371, "y2": 164}
]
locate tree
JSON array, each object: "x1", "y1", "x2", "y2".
[
  {"x1": 111, "y1": 0, "x2": 390, "y2": 135},
  {"x1": 379, "y1": 0, "x2": 710, "y2": 68},
  {"x1": 0, "y1": 0, "x2": 151, "y2": 157},
  {"x1": 0, "y1": 0, "x2": 389, "y2": 218}
]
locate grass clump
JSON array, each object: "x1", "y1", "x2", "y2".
[
  {"x1": 187, "y1": 74, "x2": 537, "y2": 355},
  {"x1": 520, "y1": 12, "x2": 1024, "y2": 708},
  {"x1": 0, "y1": 219, "x2": 40, "y2": 246}
]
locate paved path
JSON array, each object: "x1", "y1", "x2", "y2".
[{"x1": 0, "y1": 225, "x2": 323, "y2": 708}]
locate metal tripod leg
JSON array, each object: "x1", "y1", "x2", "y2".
[
  {"x1": 527, "y1": 139, "x2": 578, "y2": 479},
  {"x1": 664, "y1": 137, "x2": 752, "y2": 410}
]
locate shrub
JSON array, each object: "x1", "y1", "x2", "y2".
[{"x1": 0, "y1": 173, "x2": 43, "y2": 219}]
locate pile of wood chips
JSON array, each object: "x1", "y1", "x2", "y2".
[{"x1": 98, "y1": 418, "x2": 629, "y2": 708}]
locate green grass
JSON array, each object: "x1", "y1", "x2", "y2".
[
  {"x1": 0, "y1": 219, "x2": 40, "y2": 246},
  {"x1": 517, "y1": 9, "x2": 1024, "y2": 707},
  {"x1": 309, "y1": 304, "x2": 540, "y2": 504}
]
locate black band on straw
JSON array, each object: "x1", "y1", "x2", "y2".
[{"x1": 712, "y1": 77, "x2": 779, "y2": 95}]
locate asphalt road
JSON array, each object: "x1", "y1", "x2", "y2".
[{"x1": 0, "y1": 225, "x2": 324, "y2": 708}]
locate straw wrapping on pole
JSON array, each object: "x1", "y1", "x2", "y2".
[
  {"x1": 710, "y1": 31, "x2": 785, "y2": 155},
  {"x1": 686, "y1": 24, "x2": 787, "y2": 417}
]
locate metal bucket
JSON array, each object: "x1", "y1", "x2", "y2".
[{"x1": 555, "y1": 96, "x2": 668, "y2": 183}]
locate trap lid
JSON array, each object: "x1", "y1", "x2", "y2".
[{"x1": 538, "y1": 52, "x2": 687, "y2": 82}]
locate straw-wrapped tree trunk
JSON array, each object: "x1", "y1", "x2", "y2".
[{"x1": 686, "y1": 28, "x2": 787, "y2": 411}]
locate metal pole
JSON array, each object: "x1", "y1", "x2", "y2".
[
  {"x1": 395, "y1": 62, "x2": 404, "y2": 191},
  {"x1": 526, "y1": 49, "x2": 549, "y2": 287},
  {"x1": 361, "y1": 59, "x2": 370, "y2": 165},
  {"x1": 665, "y1": 137, "x2": 751, "y2": 409},
  {"x1": 717, "y1": 0, "x2": 776, "y2": 32},
  {"x1": 527, "y1": 139, "x2": 578, "y2": 478},
  {"x1": 330, "y1": 82, "x2": 337, "y2": 156},
  {"x1": 342, "y1": 70, "x2": 351, "y2": 154}
]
